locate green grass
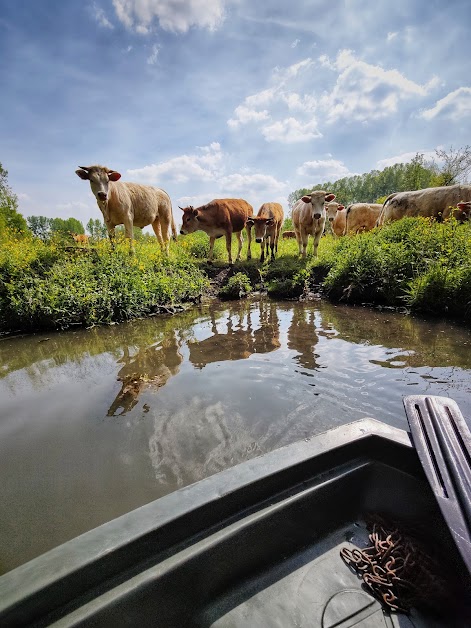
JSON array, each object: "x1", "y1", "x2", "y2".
[{"x1": 1, "y1": 216, "x2": 470, "y2": 332}]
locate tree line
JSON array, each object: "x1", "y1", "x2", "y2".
[{"x1": 288, "y1": 146, "x2": 471, "y2": 209}]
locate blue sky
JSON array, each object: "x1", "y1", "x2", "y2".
[{"x1": 1, "y1": 0, "x2": 470, "y2": 230}]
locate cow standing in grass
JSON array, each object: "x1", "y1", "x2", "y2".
[
  {"x1": 179, "y1": 199, "x2": 253, "y2": 264},
  {"x1": 345, "y1": 203, "x2": 382, "y2": 234},
  {"x1": 324, "y1": 201, "x2": 345, "y2": 236},
  {"x1": 292, "y1": 191, "x2": 336, "y2": 257},
  {"x1": 376, "y1": 184, "x2": 471, "y2": 226},
  {"x1": 75, "y1": 165, "x2": 177, "y2": 253},
  {"x1": 247, "y1": 202, "x2": 284, "y2": 262}
]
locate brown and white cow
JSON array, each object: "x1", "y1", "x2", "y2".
[
  {"x1": 345, "y1": 203, "x2": 382, "y2": 234},
  {"x1": 292, "y1": 191, "x2": 335, "y2": 257},
  {"x1": 376, "y1": 184, "x2": 471, "y2": 226},
  {"x1": 179, "y1": 199, "x2": 253, "y2": 264},
  {"x1": 247, "y1": 202, "x2": 284, "y2": 262},
  {"x1": 75, "y1": 165, "x2": 177, "y2": 253},
  {"x1": 453, "y1": 201, "x2": 471, "y2": 223},
  {"x1": 282, "y1": 230, "x2": 296, "y2": 239},
  {"x1": 324, "y1": 201, "x2": 345, "y2": 236},
  {"x1": 332, "y1": 205, "x2": 347, "y2": 237}
]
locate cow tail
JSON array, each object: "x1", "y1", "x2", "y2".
[{"x1": 171, "y1": 214, "x2": 178, "y2": 241}]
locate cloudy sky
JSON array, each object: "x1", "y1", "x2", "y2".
[{"x1": 1, "y1": 0, "x2": 470, "y2": 230}]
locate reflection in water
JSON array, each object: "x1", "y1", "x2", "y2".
[
  {"x1": 188, "y1": 300, "x2": 280, "y2": 369},
  {"x1": 1, "y1": 297, "x2": 471, "y2": 574},
  {"x1": 108, "y1": 331, "x2": 183, "y2": 416},
  {"x1": 287, "y1": 308, "x2": 321, "y2": 371}
]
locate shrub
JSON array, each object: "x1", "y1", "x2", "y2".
[{"x1": 218, "y1": 272, "x2": 252, "y2": 300}]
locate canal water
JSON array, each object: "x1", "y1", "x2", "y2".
[{"x1": 1, "y1": 297, "x2": 470, "y2": 574}]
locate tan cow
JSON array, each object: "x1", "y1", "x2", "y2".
[
  {"x1": 282, "y1": 230, "x2": 296, "y2": 239},
  {"x1": 179, "y1": 199, "x2": 253, "y2": 264},
  {"x1": 453, "y1": 201, "x2": 471, "y2": 223},
  {"x1": 345, "y1": 203, "x2": 382, "y2": 234},
  {"x1": 332, "y1": 206, "x2": 347, "y2": 237},
  {"x1": 247, "y1": 202, "x2": 284, "y2": 262},
  {"x1": 292, "y1": 191, "x2": 335, "y2": 257},
  {"x1": 75, "y1": 165, "x2": 177, "y2": 253},
  {"x1": 324, "y1": 201, "x2": 345, "y2": 236},
  {"x1": 376, "y1": 184, "x2": 471, "y2": 226},
  {"x1": 71, "y1": 232, "x2": 89, "y2": 245}
]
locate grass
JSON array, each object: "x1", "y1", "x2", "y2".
[{"x1": 1, "y1": 216, "x2": 470, "y2": 332}]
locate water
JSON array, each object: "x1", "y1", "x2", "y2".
[{"x1": 1, "y1": 297, "x2": 470, "y2": 574}]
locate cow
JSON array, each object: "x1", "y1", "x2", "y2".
[
  {"x1": 282, "y1": 230, "x2": 296, "y2": 239},
  {"x1": 332, "y1": 205, "x2": 347, "y2": 237},
  {"x1": 179, "y1": 199, "x2": 253, "y2": 264},
  {"x1": 376, "y1": 184, "x2": 471, "y2": 226},
  {"x1": 324, "y1": 201, "x2": 345, "y2": 236},
  {"x1": 246, "y1": 202, "x2": 284, "y2": 262},
  {"x1": 75, "y1": 165, "x2": 177, "y2": 253},
  {"x1": 453, "y1": 201, "x2": 471, "y2": 223},
  {"x1": 292, "y1": 191, "x2": 336, "y2": 257},
  {"x1": 345, "y1": 203, "x2": 382, "y2": 234},
  {"x1": 71, "y1": 232, "x2": 89, "y2": 245}
]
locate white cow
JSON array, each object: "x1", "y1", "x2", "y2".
[
  {"x1": 76, "y1": 165, "x2": 177, "y2": 253},
  {"x1": 292, "y1": 191, "x2": 335, "y2": 257},
  {"x1": 324, "y1": 201, "x2": 345, "y2": 236}
]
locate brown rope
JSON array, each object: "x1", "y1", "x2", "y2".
[{"x1": 340, "y1": 516, "x2": 449, "y2": 613}]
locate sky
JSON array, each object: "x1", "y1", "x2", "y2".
[{"x1": 1, "y1": 0, "x2": 470, "y2": 231}]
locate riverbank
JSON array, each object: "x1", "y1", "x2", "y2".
[{"x1": 1, "y1": 216, "x2": 470, "y2": 334}]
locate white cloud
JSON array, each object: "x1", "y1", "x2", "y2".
[
  {"x1": 112, "y1": 0, "x2": 226, "y2": 34},
  {"x1": 219, "y1": 173, "x2": 287, "y2": 195},
  {"x1": 419, "y1": 87, "x2": 471, "y2": 121},
  {"x1": 320, "y1": 49, "x2": 435, "y2": 123},
  {"x1": 262, "y1": 117, "x2": 321, "y2": 143},
  {"x1": 291, "y1": 38, "x2": 300, "y2": 48},
  {"x1": 227, "y1": 105, "x2": 270, "y2": 128},
  {"x1": 91, "y1": 3, "x2": 114, "y2": 29},
  {"x1": 296, "y1": 159, "x2": 353, "y2": 181},
  {"x1": 386, "y1": 32, "x2": 397, "y2": 42},
  {"x1": 147, "y1": 44, "x2": 160, "y2": 65},
  {"x1": 128, "y1": 142, "x2": 224, "y2": 183},
  {"x1": 376, "y1": 150, "x2": 437, "y2": 170}
]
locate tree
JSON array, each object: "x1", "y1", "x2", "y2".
[
  {"x1": 0, "y1": 162, "x2": 28, "y2": 235},
  {"x1": 87, "y1": 218, "x2": 107, "y2": 239},
  {"x1": 49, "y1": 217, "x2": 85, "y2": 235},
  {"x1": 433, "y1": 145, "x2": 471, "y2": 186},
  {"x1": 27, "y1": 215, "x2": 51, "y2": 240}
]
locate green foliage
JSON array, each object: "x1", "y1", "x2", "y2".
[
  {"x1": 264, "y1": 256, "x2": 309, "y2": 298},
  {"x1": 0, "y1": 162, "x2": 28, "y2": 235},
  {"x1": 218, "y1": 272, "x2": 252, "y2": 300},
  {"x1": 0, "y1": 235, "x2": 209, "y2": 332},
  {"x1": 87, "y1": 218, "x2": 107, "y2": 239},
  {"x1": 288, "y1": 154, "x2": 438, "y2": 208},
  {"x1": 317, "y1": 218, "x2": 471, "y2": 323}
]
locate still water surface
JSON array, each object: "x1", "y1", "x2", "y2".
[{"x1": 1, "y1": 297, "x2": 470, "y2": 574}]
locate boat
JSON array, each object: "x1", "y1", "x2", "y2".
[{"x1": 0, "y1": 395, "x2": 470, "y2": 627}]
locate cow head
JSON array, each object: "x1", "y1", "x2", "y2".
[
  {"x1": 454, "y1": 201, "x2": 471, "y2": 223},
  {"x1": 179, "y1": 205, "x2": 200, "y2": 234},
  {"x1": 301, "y1": 191, "x2": 336, "y2": 220},
  {"x1": 324, "y1": 201, "x2": 344, "y2": 223},
  {"x1": 247, "y1": 216, "x2": 275, "y2": 243},
  {"x1": 75, "y1": 165, "x2": 121, "y2": 203}
]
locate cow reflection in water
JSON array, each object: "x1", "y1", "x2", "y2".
[
  {"x1": 288, "y1": 308, "x2": 321, "y2": 372},
  {"x1": 108, "y1": 330, "x2": 183, "y2": 416},
  {"x1": 189, "y1": 300, "x2": 281, "y2": 369}
]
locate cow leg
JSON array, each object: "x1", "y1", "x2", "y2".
[
  {"x1": 299, "y1": 229, "x2": 308, "y2": 258},
  {"x1": 156, "y1": 213, "x2": 170, "y2": 255},
  {"x1": 312, "y1": 228, "x2": 322, "y2": 257},
  {"x1": 123, "y1": 220, "x2": 135, "y2": 254},
  {"x1": 245, "y1": 224, "x2": 252, "y2": 260},
  {"x1": 260, "y1": 240, "x2": 265, "y2": 263},
  {"x1": 151, "y1": 220, "x2": 167, "y2": 254},
  {"x1": 270, "y1": 234, "x2": 275, "y2": 259},
  {"x1": 208, "y1": 236, "x2": 216, "y2": 264},
  {"x1": 234, "y1": 231, "x2": 243, "y2": 264},
  {"x1": 106, "y1": 224, "x2": 116, "y2": 248}
]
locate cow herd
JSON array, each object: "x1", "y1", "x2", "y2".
[{"x1": 76, "y1": 165, "x2": 471, "y2": 264}]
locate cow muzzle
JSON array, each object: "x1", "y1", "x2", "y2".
[
  {"x1": 97, "y1": 192, "x2": 107, "y2": 201},
  {"x1": 314, "y1": 213, "x2": 321, "y2": 220},
  {"x1": 255, "y1": 238, "x2": 262, "y2": 243}
]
